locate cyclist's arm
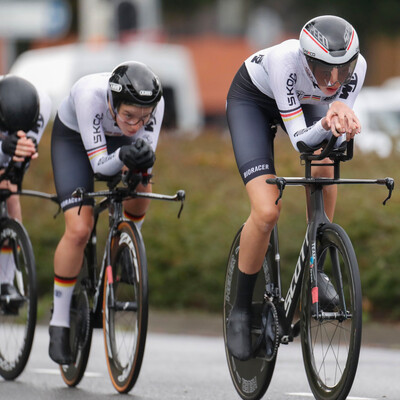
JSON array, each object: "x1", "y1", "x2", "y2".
[
  {"x1": 76, "y1": 102, "x2": 124, "y2": 176},
  {"x1": 269, "y1": 69, "x2": 341, "y2": 151}
]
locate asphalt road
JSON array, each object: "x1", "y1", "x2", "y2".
[{"x1": 0, "y1": 317, "x2": 399, "y2": 400}]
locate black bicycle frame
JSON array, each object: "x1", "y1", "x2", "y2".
[
  {"x1": 266, "y1": 137, "x2": 394, "y2": 342},
  {"x1": 72, "y1": 172, "x2": 186, "y2": 327},
  {"x1": 81, "y1": 194, "x2": 123, "y2": 328}
]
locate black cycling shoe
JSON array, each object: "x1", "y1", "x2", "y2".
[
  {"x1": 226, "y1": 307, "x2": 252, "y2": 361},
  {"x1": 0, "y1": 283, "x2": 25, "y2": 314},
  {"x1": 318, "y1": 271, "x2": 340, "y2": 312},
  {"x1": 49, "y1": 326, "x2": 73, "y2": 365}
]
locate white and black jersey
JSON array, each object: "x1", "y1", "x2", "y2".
[
  {"x1": 58, "y1": 72, "x2": 164, "y2": 176},
  {"x1": 244, "y1": 39, "x2": 366, "y2": 150}
]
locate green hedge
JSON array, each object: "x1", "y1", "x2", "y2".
[{"x1": 20, "y1": 126, "x2": 400, "y2": 320}]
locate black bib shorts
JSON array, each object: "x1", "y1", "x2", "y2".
[{"x1": 226, "y1": 63, "x2": 326, "y2": 185}]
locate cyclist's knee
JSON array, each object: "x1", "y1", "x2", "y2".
[
  {"x1": 64, "y1": 223, "x2": 92, "y2": 247},
  {"x1": 64, "y1": 212, "x2": 93, "y2": 247},
  {"x1": 250, "y1": 205, "x2": 280, "y2": 233}
]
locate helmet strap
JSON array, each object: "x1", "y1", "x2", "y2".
[{"x1": 107, "y1": 97, "x2": 117, "y2": 121}]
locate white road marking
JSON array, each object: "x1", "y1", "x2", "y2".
[
  {"x1": 287, "y1": 394, "x2": 377, "y2": 400},
  {"x1": 31, "y1": 368, "x2": 102, "y2": 378}
]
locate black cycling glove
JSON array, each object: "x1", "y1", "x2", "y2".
[
  {"x1": 119, "y1": 138, "x2": 156, "y2": 170},
  {"x1": 1, "y1": 134, "x2": 18, "y2": 156}
]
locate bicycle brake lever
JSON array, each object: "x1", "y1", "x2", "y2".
[
  {"x1": 71, "y1": 187, "x2": 86, "y2": 215},
  {"x1": 177, "y1": 190, "x2": 185, "y2": 218},
  {"x1": 274, "y1": 178, "x2": 286, "y2": 205},
  {"x1": 53, "y1": 204, "x2": 62, "y2": 219},
  {"x1": 383, "y1": 177, "x2": 394, "y2": 205}
]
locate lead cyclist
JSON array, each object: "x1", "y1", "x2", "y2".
[{"x1": 225, "y1": 15, "x2": 366, "y2": 360}]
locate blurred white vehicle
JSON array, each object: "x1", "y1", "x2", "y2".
[
  {"x1": 10, "y1": 40, "x2": 203, "y2": 134},
  {"x1": 353, "y1": 85, "x2": 400, "y2": 158}
]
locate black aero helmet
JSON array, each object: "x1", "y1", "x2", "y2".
[
  {"x1": 0, "y1": 76, "x2": 40, "y2": 132},
  {"x1": 108, "y1": 61, "x2": 162, "y2": 112}
]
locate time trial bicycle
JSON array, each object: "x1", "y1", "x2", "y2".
[
  {"x1": 0, "y1": 160, "x2": 57, "y2": 380},
  {"x1": 58, "y1": 170, "x2": 185, "y2": 393},
  {"x1": 223, "y1": 136, "x2": 394, "y2": 400}
]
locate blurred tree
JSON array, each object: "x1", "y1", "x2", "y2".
[
  {"x1": 162, "y1": 0, "x2": 214, "y2": 13},
  {"x1": 285, "y1": 0, "x2": 400, "y2": 41},
  {"x1": 160, "y1": 0, "x2": 400, "y2": 40}
]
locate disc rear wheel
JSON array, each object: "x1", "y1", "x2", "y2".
[{"x1": 223, "y1": 226, "x2": 277, "y2": 400}]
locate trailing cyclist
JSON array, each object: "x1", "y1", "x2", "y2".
[
  {"x1": 225, "y1": 15, "x2": 366, "y2": 360},
  {"x1": 0, "y1": 75, "x2": 51, "y2": 310},
  {"x1": 49, "y1": 61, "x2": 164, "y2": 365}
]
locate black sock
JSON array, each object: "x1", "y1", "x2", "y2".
[{"x1": 234, "y1": 269, "x2": 258, "y2": 311}]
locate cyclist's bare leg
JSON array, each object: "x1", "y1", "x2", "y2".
[
  {"x1": 123, "y1": 182, "x2": 151, "y2": 227},
  {"x1": 49, "y1": 205, "x2": 94, "y2": 364},
  {"x1": 227, "y1": 174, "x2": 281, "y2": 360},
  {"x1": 54, "y1": 206, "x2": 94, "y2": 278},
  {"x1": 239, "y1": 174, "x2": 281, "y2": 274},
  {"x1": 0, "y1": 178, "x2": 21, "y2": 221}
]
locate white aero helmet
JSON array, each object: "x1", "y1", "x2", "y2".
[{"x1": 299, "y1": 15, "x2": 359, "y2": 87}]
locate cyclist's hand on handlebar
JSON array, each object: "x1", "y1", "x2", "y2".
[
  {"x1": 331, "y1": 116, "x2": 360, "y2": 141},
  {"x1": 323, "y1": 101, "x2": 361, "y2": 141},
  {"x1": 119, "y1": 138, "x2": 156, "y2": 170},
  {"x1": 1, "y1": 131, "x2": 38, "y2": 161}
]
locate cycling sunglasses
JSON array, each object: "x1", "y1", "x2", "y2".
[{"x1": 306, "y1": 54, "x2": 358, "y2": 87}]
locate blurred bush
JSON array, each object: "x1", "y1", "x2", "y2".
[{"x1": 20, "y1": 125, "x2": 400, "y2": 320}]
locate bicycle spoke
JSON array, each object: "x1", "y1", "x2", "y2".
[{"x1": 0, "y1": 220, "x2": 36, "y2": 380}]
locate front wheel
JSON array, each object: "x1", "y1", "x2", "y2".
[
  {"x1": 223, "y1": 226, "x2": 277, "y2": 400},
  {"x1": 301, "y1": 223, "x2": 362, "y2": 400},
  {"x1": 0, "y1": 219, "x2": 37, "y2": 380},
  {"x1": 103, "y1": 221, "x2": 148, "y2": 394}
]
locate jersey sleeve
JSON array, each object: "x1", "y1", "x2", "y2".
[
  {"x1": 73, "y1": 89, "x2": 124, "y2": 176},
  {"x1": 265, "y1": 54, "x2": 328, "y2": 150},
  {"x1": 264, "y1": 50, "x2": 350, "y2": 151}
]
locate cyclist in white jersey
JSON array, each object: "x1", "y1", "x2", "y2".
[
  {"x1": 226, "y1": 15, "x2": 366, "y2": 360},
  {"x1": 0, "y1": 75, "x2": 51, "y2": 306},
  {"x1": 49, "y1": 61, "x2": 164, "y2": 364}
]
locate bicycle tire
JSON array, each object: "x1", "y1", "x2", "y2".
[
  {"x1": 0, "y1": 218, "x2": 37, "y2": 380},
  {"x1": 103, "y1": 221, "x2": 148, "y2": 393},
  {"x1": 301, "y1": 223, "x2": 362, "y2": 400},
  {"x1": 60, "y1": 252, "x2": 93, "y2": 387},
  {"x1": 223, "y1": 226, "x2": 277, "y2": 400}
]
